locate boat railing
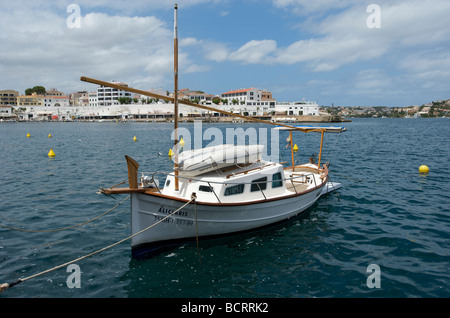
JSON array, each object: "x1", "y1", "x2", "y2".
[{"x1": 141, "y1": 170, "x2": 323, "y2": 202}]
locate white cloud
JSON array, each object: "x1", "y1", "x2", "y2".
[
  {"x1": 229, "y1": 40, "x2": 277, "y2": 64},
  {"x1": 0, "y1": 9, "x2": 174, "y2": 92},
  {"x1": 203, "y1": 42, "x2": 231, "y2": 62},
  {"x1": 204, "y1": 0, "x2": 450, "y2": 77},
  {"x1": 180, "y1": 37, "x2": 201, "y2": 46},
  {"x1": 0, "y1": 1, "x2": 220, "y2": 93},
  {"x1": 273, "y1": 0, "x2": 355, "y2": 15},
  {"x1": 184, "y1": 64, "x2": 211, "y2": 73},
  {"x1": 353, "y1": 69, "x2": 391, "y2": 93}
]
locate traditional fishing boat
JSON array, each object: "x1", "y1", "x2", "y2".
[{"x1": 81, "y1": 4, "x2": 346, "y2": 259}]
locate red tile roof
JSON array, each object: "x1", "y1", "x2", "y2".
[{"x1": 222, "y1": 88, "x2": 254, "y2": 95}]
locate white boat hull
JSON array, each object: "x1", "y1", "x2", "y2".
[{"x1": 130, "y1": 184, "x2": 325, "y2": 258}]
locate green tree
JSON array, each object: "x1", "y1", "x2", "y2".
[
  {"x1": 118, "y1": 97, "x2": 133, "y2": 104},
  {"x1": 25, "y1": 86, "x2": 46, "y2": 95}
]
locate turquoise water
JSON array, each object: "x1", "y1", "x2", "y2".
[{"x1": 0, "y1": 118, "x2": 449, "y2": 298}]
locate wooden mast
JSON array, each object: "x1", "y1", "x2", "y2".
[{"x1": 173, "y1": 3, "x2": 179, "y2": 191}]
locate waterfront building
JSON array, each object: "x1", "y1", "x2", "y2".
[
  {"x1": 221, "y1": 87, "x2": 260, "y2": 104},
  {"x1": 275, "y1": 101, "x2": 319, "y2": 116},
  {"x1": 229, "y1": 100, "x2": 275, "y2": 116},
  {"x1": 45, "y1": 88, "x2": 65, "y2": 97},
  {"x1": 69, "y1": 91, "x2": 90, "y2": 107},
  {"x1": 182, "y1": 90, "x2": 214, "y2": 105},
  {"x1": 43, "y1": 96, "x2": 70, "y2": 107},
  {"x1": 0, "y1": 90, "x2": 18, "y2": 106},
  {"x1": 220, "y1": 88, "x2": 276, "y2": 115},
  {"x1": 260, "y1": 90, "x2": 272, "y2": 100},
  {"x1": 419, "y1": 106, "x2": 431, "y2": 116},
  {"x1": 97, "y1": 80, "x2": 132, "y2": 106},
  {"x1": 17, "y1": 93, "x2": 44, "y2": 107},
  {"x1": 0, "y1": 106, "x2": 13, "y2": 120},
  {"x1": 89, "y1": 92, "x2": 98, "y2": 107}
]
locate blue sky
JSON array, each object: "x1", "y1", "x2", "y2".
[{"x1": 1, "y1": 0, "x2": 449, "y2": 106}]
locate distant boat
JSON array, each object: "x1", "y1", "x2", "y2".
[{"x1": 82, "y1": 5, "x2": 346, "y2": 259}]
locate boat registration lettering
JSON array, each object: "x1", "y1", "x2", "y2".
[
  {"x1": 158, "y1": 205, "x2": 188, "y2": 217},
  {"x1": 153, "y1": 214, "x2": 193, "y2": 226}
]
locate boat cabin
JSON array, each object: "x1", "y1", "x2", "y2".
[{"x1": 160, "y1": 160, "x2": 324, "y2": 204}]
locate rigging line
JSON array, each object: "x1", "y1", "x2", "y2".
[
  {"x1": 0, "y1": 195, "x2": 196, "y2": 293},
  {"x1": 0, "y1": 195, "x2": 130, "y2": 233}
]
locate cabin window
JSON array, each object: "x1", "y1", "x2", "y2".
[
  {"x1": 250, "y1": 177, "x2": 267, "y2": 192},
  {"x1": 272, "y1": 172, "x2": 283, "y2": 188},
  {"x1": 199, "y1": 185, "x2": 213, "y2": 192},
  {"x1": 224, "y1": 184, "x2": 245, "y2": 196},
  {"x1": 165, "y1": 179, "x2": 170, "y2": 187}
]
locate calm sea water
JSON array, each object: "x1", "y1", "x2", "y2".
[{"x1": 0, "y1": 118, "x2": 449, "y2": 299}]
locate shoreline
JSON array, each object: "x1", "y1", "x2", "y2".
[{"x1": 1, "y1": 114, "x2": 351, "y2": 124}]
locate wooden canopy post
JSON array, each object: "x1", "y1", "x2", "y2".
[{"x1": 318, "y1": 130, "x2": 324, "y2": 168}]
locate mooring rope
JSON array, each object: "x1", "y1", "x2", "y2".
[
  {"x1": 0, "y1": 194, "x2": 196, "y2": 293},
  {"x1": 0, "y1": 195, "x2": 130, "y2": 233}
]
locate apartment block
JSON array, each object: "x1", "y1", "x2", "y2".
[
  {"x1": 97, "y1": 81, "x2": 132, "y2": 106},
  {"x1": 17, "y1": 93, "x2": 44, "y2": 106},
  {"x1": 0, "y1": 90, "x2": 19, "y2": 106}
]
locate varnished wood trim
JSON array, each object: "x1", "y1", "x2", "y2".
[{"x1": 102, "y1": 187, "x2": 156, "y2": 194}]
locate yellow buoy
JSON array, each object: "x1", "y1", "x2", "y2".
[
  {"x1": 133, "y1": 136, "x2": 137, "y2": 142},
  {"x1": 48, "y1": 133, "x2": 52, "y2": 138},
  {"x1": 179, "y1": 137, "x2": 185, "y2": 147},
  {"x1": 293, "y1": 144, "x2": 299, "y2": 152},
  {"x1": 26, "y1": 133, "x2": 30, "y2": 138},
  {"x1": 168, "y1": 148, "x2": 174, "y2": 157},
  {"x1": 48, "y1": 148, "x2": 55, "y2": 158},
  {"x1": 419, "y1": 165, "x2": 429, "y2": 174}
]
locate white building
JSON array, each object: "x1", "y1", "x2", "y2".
[
  {"x1": 43, "y1": 96, "x2": 70, "y2": 107},
  {"x1": 89, "y1": 92, "x2": 98, "y2": 107},
  {"x1": 274, "y1": 101, "x2": 319, "y2": 116},
  {"x1": 97, "y1": 81, "x2": 132, "y2": 106},
  {"x1": 221, "y1": 87, "x2": 262, "y2": 104},
  {"x1": 0, "y1": 106, "x2": 13, "y2": 120}
]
